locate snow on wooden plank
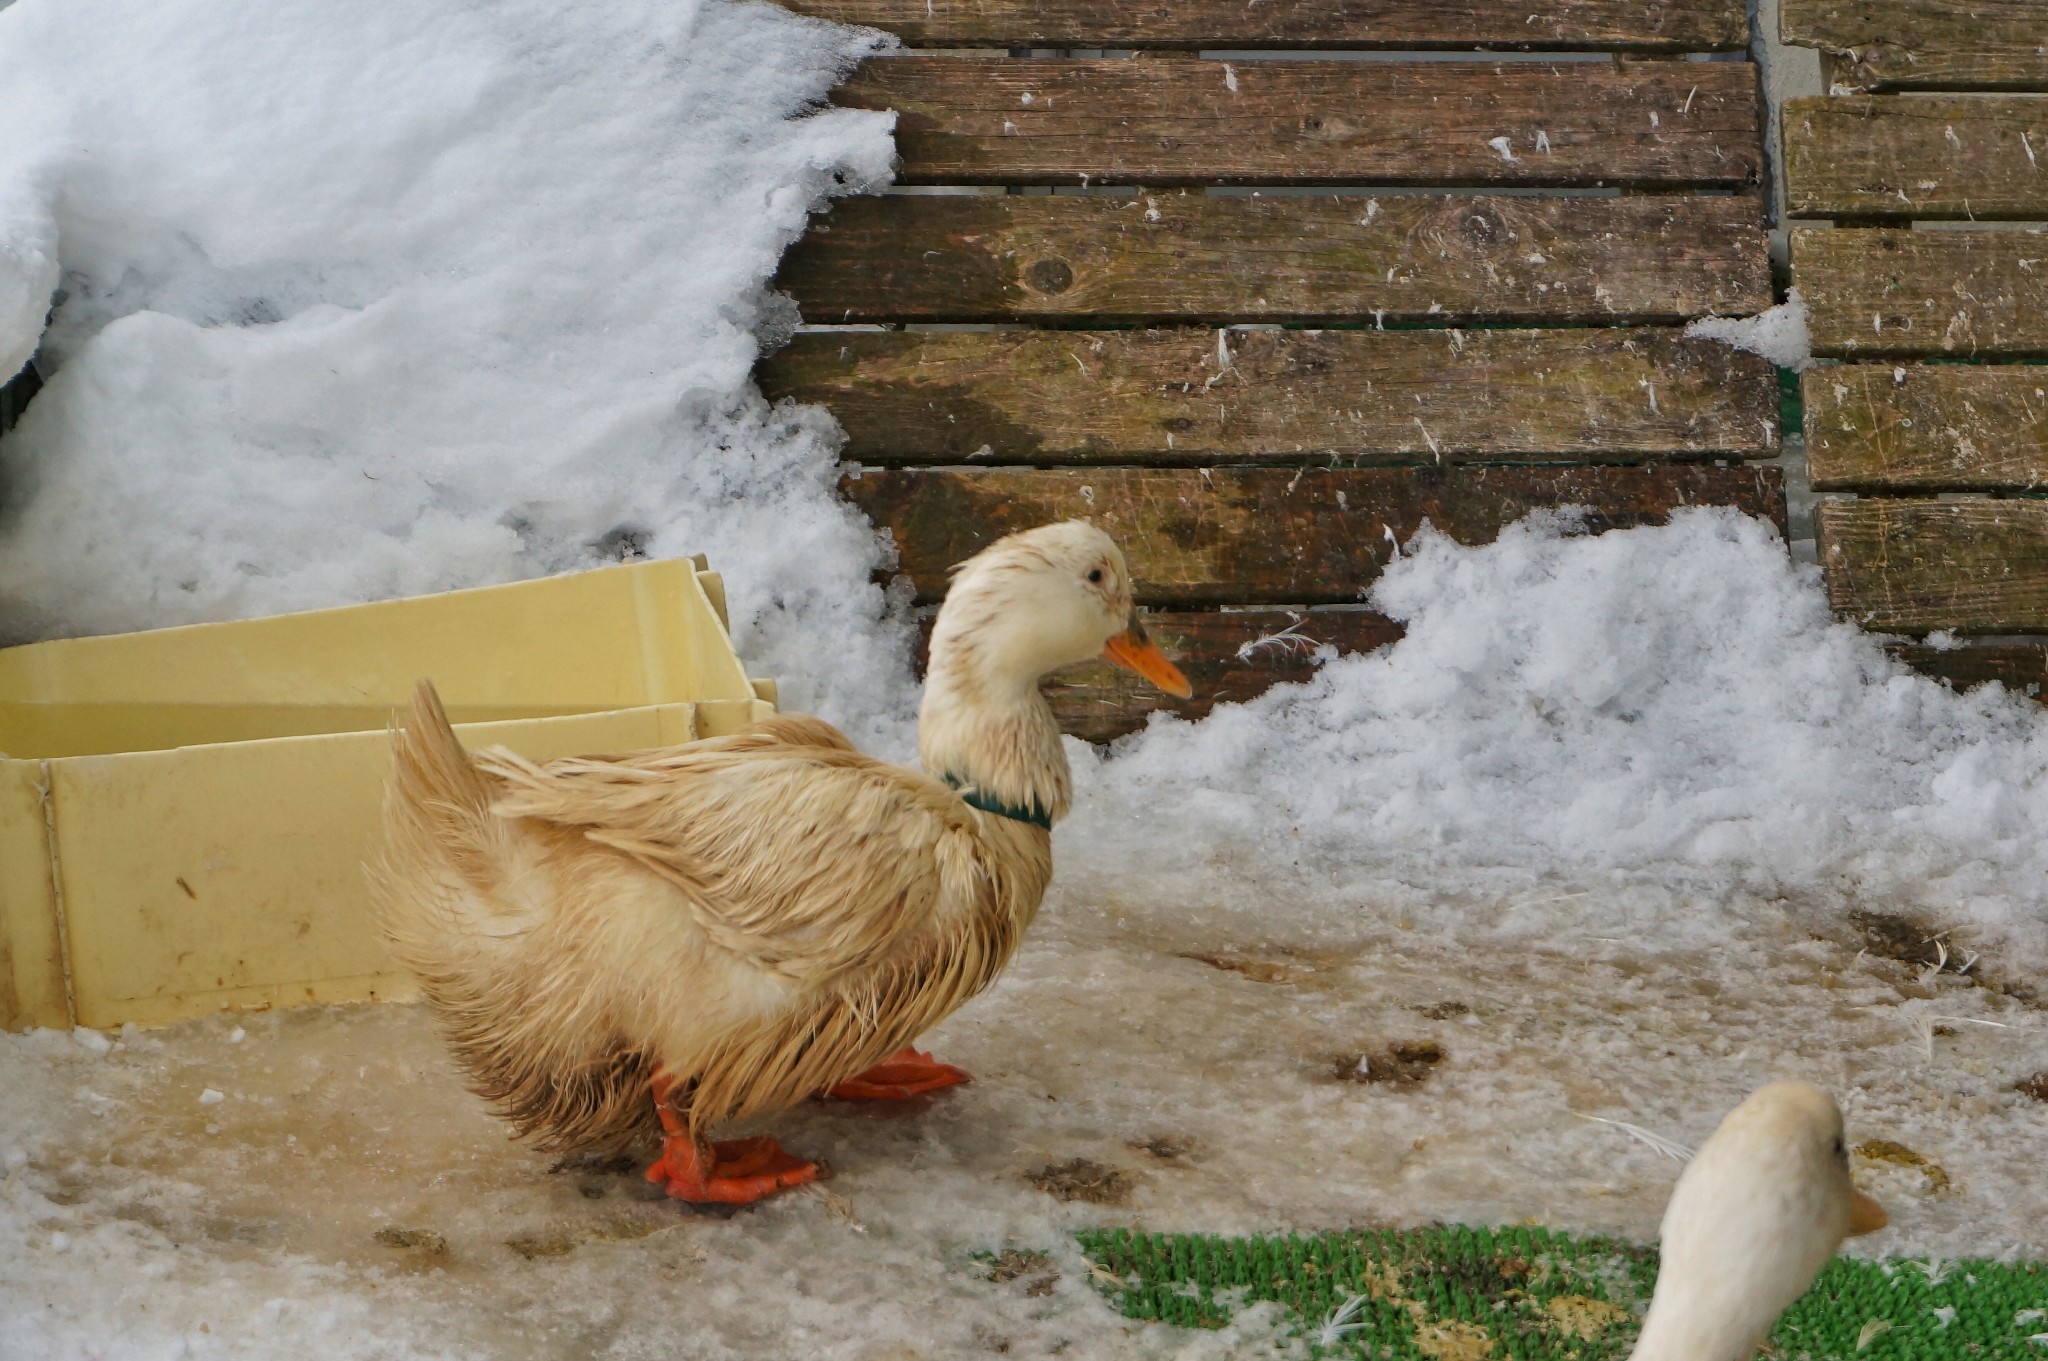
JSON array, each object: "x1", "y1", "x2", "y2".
[
  {"x1": 1792, "y1": 226, "x2": 2048, "y2": 358},
  {"x1": 765, "y1": 328, "x2": 1780, "y2": 464},
  {"x1": 780, "y1": 0, "x2": 1750, "y2": 52},
  {"x1": 1819, "y1": 498, "x2": 2048, "y2": 633},
  {"x1": 1785, "y1": 97, "x2": 2048, "y2": 220},
  {"x1": 780, "y1": 194, "x2": 1771, "y2": 325},
  {"x1": 1782, "y1": 0, "x2": 2048, "y2": 91},
  {"x1": 835, "y1": 58, "x2": 1762, "y2": 189},
  {"x1": 844, "y1": 465, "x2": 1786, "y2": 606},
  {"x1": 1888, "y1": 640, "x2": 2048, "y2": 700},
  {"x1": 912, "y1": 608, "x2": 1406, "y2": 743},
  {"x1": 1806, "y1": 364, "x2": 2048, "y2": 491}
]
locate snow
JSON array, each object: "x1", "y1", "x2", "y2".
[
  {"x1": 0, "y1": 0, "x2": 912, "y2": 738},
  {"x1": 2, "y1": 0, "x2": 2046, "y2": 1354},
  {"x1": 1685, "y1": 287, "x2": 1814, "y2": 372},
  {"x1": 1073, "y1": 510, "x2": 2048, "y2": 971}
]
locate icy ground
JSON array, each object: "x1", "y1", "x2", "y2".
[
  {"x1": 5, "y1": 0, "x2": 2048, "y2": 1352},
  {"x1": 3, "y1": 883, "x2": 2041, "y2": 1361},
  {"x1": 8, "y1": 515, "x2": 2048, "y2": 1360}
]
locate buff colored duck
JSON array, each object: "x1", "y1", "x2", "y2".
[
  {"x1": 372, "y1": 521, "x2": 1189, "y2": 1205},
  {"x1": 1630, "y1": 1082, "x2": 1888, "y2": 1361}
]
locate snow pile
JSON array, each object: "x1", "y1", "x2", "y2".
[
  {"x1": 1071, "y1": 509, "x2": 2048, "y2": 965},
  {"x1": 1685, "y1": 287, "x2": 1813, "y2": 371},
  {"x1": 0, "y1": 181, "x2": 55, "y2": 383},
  {"x1": 0, "y1": 0, "x2": 912, "y2": 736}
]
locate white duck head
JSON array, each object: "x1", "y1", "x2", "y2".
[
  {"x1": 918, "y1": 520, "x2": 1190, "y2": 826},
  {"x1": 1630, "y1": 1081, "x2": 1887, "y2": 1361}
]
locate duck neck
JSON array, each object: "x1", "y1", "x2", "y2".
[
  {"x1": 918, "y1": 632, "x2": 1071, "y2": 828},
  {"x1": 1627, "y1": 1289, "x2": 1769, "y2": 1361}
]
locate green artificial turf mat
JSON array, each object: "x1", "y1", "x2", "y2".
[{"x1": 1072, "y1": 1225, "x2": 2048, "y2": 1359}]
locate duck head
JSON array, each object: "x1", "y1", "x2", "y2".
[
  {"x1": 1630, "y1": 1081, "x2": 1886, "y2": 1361},
  {"x1": 919, "y1": 520, "x2": 1190, "y2": 826}
]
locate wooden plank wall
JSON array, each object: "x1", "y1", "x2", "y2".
[
  {"x1": 1784, "y1": 2, "x2": 2048, "y2": 699},
  {"x1": 760, "y1": 1, "x2": 1780, "y2": 739}
]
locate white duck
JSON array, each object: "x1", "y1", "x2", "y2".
[
  {"x1": 374, "y1": 520, "x2": 1190, "y2": 1205},
  {"x1": 1630, "y1": 1081, "x2": 1888, "y2": 1360}
]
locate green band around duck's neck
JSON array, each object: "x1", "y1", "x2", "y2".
[{"x1": 940, "y1": 773, "x2": 1053, "y2": 831}]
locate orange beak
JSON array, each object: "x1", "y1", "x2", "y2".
[
  {"x1": 1102, "y1": 622, "x2": 1193, "y2": 699},
  {"x1": 1847, "y1": 1189, "x2": 1888, "y2": 1237}
]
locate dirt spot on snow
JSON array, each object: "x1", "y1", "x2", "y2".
[
  {"x1": 1176, "y1": 952, "x2": 1310, "y2": 985},
  {"x1": 373, "y1": 1226, "x2": 448, "y2": 1255},
  {"x1": 504, "y1": 1213, "x2": 671, "y2": 1260},
  {"x1": 985, "y1": 1249, "x2": 1055, "y2": 1283},
  {"x1": 983, "y1": 1248, "x2": 1060, "y2": 1296},
  {"x1": 1855, "y1": 1139, "x2": 1952, "y2": 1194},
  {"x1": 1840, "y1": 911, "x2": 2045, "y2": 1006},
  {"x1": 1127, "y1": 1134, "x2": 1195, "y2": 1161},
  {"x1": 546, "y1": 1150, "x2": 668, "y2": 1202},
  {"x1": 1850, "y1": 910, "x2": 1953, "y2": 972},
  {"x1": 506, "y1": 1232, "x2": 577, "y2": 1260},
  {"x1": 548, "y1": 1152, "x2": 641, "y2": 1177},
  {"x1": 2015, "y1": 1073, "x2": 2048, "y2": 1103},
  {"x1": 1027, "y1": 1158, "x2": 1139, "y2": 1206},
  {"x1": 1332, "y1": 1041, "x2": 1445, "y2": 1087},
  {"x1": 1410, "y1": 1000, "x2": 1470, "y2": 1020}
]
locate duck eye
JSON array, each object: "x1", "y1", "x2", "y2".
[
  {"x1": 1087, "y1": 568, "x2": 1104, "y2": 584},
  {"x1": 1833, "y1": 1136, "x2": 1846, "y2": 1159}
]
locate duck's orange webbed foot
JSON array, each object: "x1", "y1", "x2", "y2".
[
  {"x1": 825, "y1": 1048, "x2": 972, "y2": 1101},
  {"x1": 646, "y1": 1067, "x2": 818, "y2": 1205},
  {"x1": 644, "y1": 1134, "x2": 819, "y2": 1205}
]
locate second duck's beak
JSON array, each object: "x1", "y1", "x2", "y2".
[
  {"x1": 1102, "y1": 623, "x2": 1193, "y2": 699},
  {"x1": 1847, "y1": 1189, "x2": 1888, "y2": 1236}
]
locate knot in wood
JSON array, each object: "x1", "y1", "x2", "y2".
[{"x1": 1025, "y1": 258, "x2": 1075, "y2": 295}]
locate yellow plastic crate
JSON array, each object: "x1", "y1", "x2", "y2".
[{"x1": 0, "y1": 558, "x2": 777, "y2": 1031}]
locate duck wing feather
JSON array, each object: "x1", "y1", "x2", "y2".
[{"x1": 471, "y1": 714, "x2": 989, "y2": 988}]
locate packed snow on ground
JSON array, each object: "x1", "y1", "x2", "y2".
[{"x1": 3, "y1": 0, "x2": 2046, "y2": 1356}]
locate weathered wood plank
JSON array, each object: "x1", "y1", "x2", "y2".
[
  {"x1": 1783, "y1": 0, "x2": 2048, "y2": 91},
  {"x1": 1805, "y1": 364, "x2": 2048, "y2": 491},
  {"x1": 781, "y1": 194, "x2": 1772, "y2": 325},
  {"x1": 1792, "y1": 227, "x2": 2048, "y2": 359},
  {"x1": 1889, "y1": 641, "x2": 2048, "y2": 699},
  {"x1": 1785, "y1": 97, "x2": 2048, "y2": 220},
  {"x1": 847, "y1": 465, "x2": 1786, "y2": 605},
  {"x1": 915, "y1": 609, "x2": 1405, "y2": 742},
  {"x1": 782, "y1": 1, "x2": 1750, "y2": 52},
  {"x1": 767, "y1": 328, "x2": 1780, "y2": 464},
  {"x1": 1817, "y1": 498, "x2": 2048, "y2": 632},
  {"x1": 837, "y1": 58, "x2": 1763, "y2": 189}
]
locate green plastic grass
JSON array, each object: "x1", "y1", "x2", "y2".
[{"x1": 1072, "y1": 1225, "x2": 2048, "y2": 1359}]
